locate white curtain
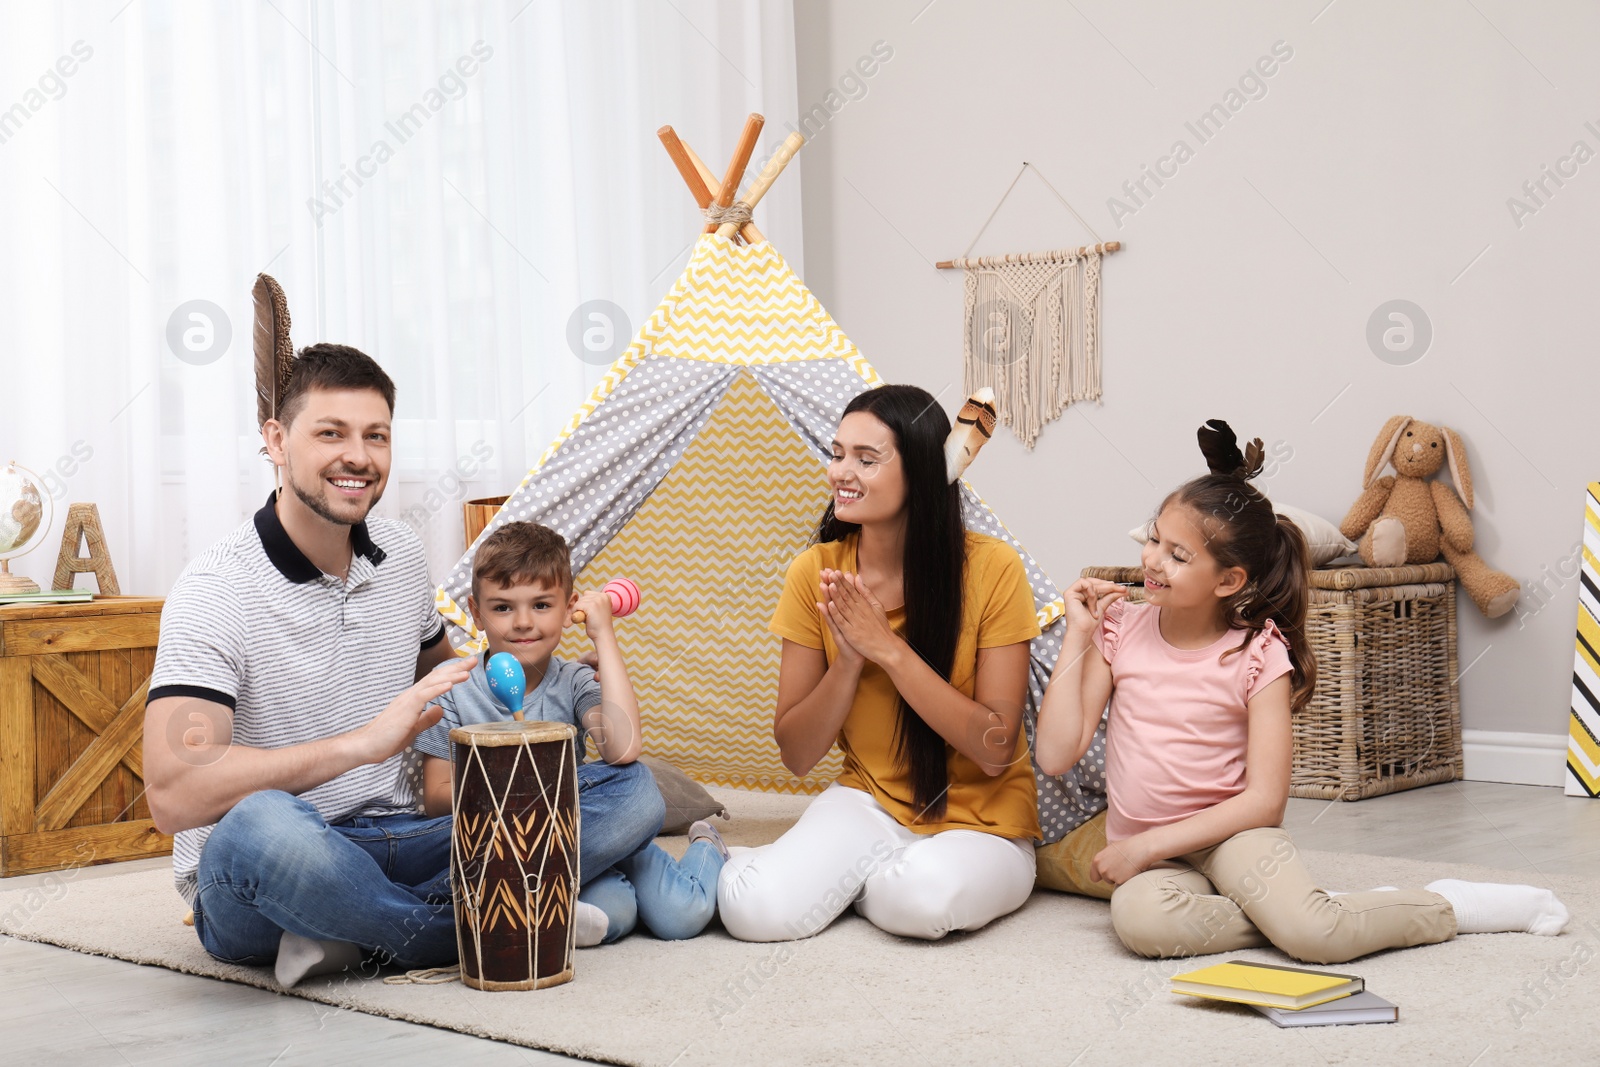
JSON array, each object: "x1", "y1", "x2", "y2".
[{"x1": 0, "y1": 0, "x2": 803, "y2": 590}]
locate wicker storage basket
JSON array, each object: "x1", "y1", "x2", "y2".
[{"x1": 1079, "y1": 563, "x2": 1463, "y2": 801}]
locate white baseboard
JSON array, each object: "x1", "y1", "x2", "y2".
[{"x1": 1461, "y1": 730, "x2": 1567, "y2": 787}]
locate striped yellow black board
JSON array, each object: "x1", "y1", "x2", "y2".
[
  {"x1": 1569, "y1": 481, "x2": 1600, "y2": 797},
  {"x1": 553, "y1": 371, "x2": 841, "y2": 794}
]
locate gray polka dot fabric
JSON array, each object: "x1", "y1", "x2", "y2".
[
  {"x1": 750, "y1": 361, "x2": 873, "y2": 460},
  {"x1": 440, "y1": 356, "x2": 740, "y2": 614},
  {"x1": 400, "y1": 748, "x2": 426, "y2": 810},
  {"x1": 960, "y1": 487, "x2": 1108, "y2": 843}
]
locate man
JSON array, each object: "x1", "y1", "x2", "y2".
[{"x1": 144, "y1": 344, "x2": 663, "y2": 986}]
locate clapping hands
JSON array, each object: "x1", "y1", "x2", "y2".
[{"x1": 817, "y1": 569, "x2": 899, "y2": 668}]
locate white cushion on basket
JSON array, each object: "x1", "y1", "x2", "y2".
[{"x1": 1129, "y1": 502, "x2": 1356, "y2": 567}]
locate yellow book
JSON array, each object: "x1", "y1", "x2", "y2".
[{"x1": 1171, "y1": 960, "x2": 1364, "y2": 1010}]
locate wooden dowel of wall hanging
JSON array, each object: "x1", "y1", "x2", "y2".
[
  {"x1": 715, "y1": 131, "x2": 804, "y2": 239},
  {"x1": 682, "y1": 138, "x2": 766, "y2": 244},
  {"x1": 658, "y1": 126, "x2": 714, "y2": 210},
  {"x1": 705, "y1": 113, "x2": 765, "y2": 233},
  {"x1": 934, "y1": 240, "x2": 1122, "y2": 269}
]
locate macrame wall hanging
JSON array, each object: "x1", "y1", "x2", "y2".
[{"x1": 938, "y1": 163, "x2": 1122, "y2": 450}]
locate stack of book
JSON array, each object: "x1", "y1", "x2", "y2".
[
  {"x1": 0, "y1": 589, "x2": 96, "y2": 606},
  {"x1": 1171, "y1": 960, "x2": 1398, "y2": 1027}
]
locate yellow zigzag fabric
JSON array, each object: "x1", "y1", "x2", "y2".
[
  {"x1": 553, "y1": 372, "x2": 841, "y2": 794},
  {"x1": 1568, "y1": 481, "x2": 1600, "y2": 798},
  {"x1": 543, "y1": 237, "x2": 878, "y2": 471}
]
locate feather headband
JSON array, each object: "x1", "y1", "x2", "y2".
[
  {"x1": 253, "y1": 273, "x2": 295, "y2": 436},
  {"x1": 1197, "y1": 419, "x2": 1265, "y2": 481},
  {"x1": 944, "y1": 387, "x2": 997, "y2": 483}
]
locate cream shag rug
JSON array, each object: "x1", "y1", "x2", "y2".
[{"x1": 1, "y1": 788, "x2": 1595, "y2": 1066}]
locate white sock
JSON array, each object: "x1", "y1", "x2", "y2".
[
  {"x1": 574, "y1": 900, "x2": 609, "y2": 948},
  {"x1": 1426, "y1": 878, "x2": 1570, "y2": 936},
  {"x1": 274, "y1": 931, "x2": 363, "y2": 988},
  {"x1": 1328, "y1": 886, "x2": 1397, "y2": 897}
]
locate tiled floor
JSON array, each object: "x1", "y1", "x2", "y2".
[{"x1": 2, "y1": 781, "x2": 1596, "y2": 1064}]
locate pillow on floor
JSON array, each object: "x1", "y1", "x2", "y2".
[
  {"x1": 641, "y1": 754, "x2": 728, "y2": 834},
  {"x1": 1130, "y1": 501, "x2": 1356, "y2": 567}
]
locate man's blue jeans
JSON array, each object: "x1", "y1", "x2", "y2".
[{"x1": 192, "y1": 759, "x2": 665, "y2": 967}]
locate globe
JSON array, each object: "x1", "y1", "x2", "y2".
[{"x1": 0, "y1": 462, "x2": 53, "y2": 595}]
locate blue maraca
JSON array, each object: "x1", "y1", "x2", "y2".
[{"x1": 485, "y1": 652, "x2": 526, "y2": 715}]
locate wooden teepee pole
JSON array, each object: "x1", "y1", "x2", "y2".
[
  {"x1": 716, "y1": 132, "x2": 803, "y2": 240},
  {"x1": 657, "y1": 125, "x2": 714, "y2": 211},
  {"x1": 659, "y1": 120, "x2": 803, "y2": 244},
  {"x1": 704, "y1": 113, "x2": 764, "y2": 233}
]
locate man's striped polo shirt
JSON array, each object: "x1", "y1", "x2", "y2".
[{"x1": 149, "y1": 492, "x2": 447, "y2": 904}]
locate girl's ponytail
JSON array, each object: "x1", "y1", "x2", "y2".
[{"x1": 1230, "y1": 514, "x2": 1318, "y2": 714}]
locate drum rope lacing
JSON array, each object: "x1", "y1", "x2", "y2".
[{"x1": 383, "y1": 966, "x2": 462, "y2": 985}]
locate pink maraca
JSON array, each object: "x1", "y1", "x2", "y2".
[{"x1": 571, "y1": 577, "x2": 641, "y2": 624}]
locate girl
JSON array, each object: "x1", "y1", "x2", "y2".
[
  {"x1": 1034, "y1": 420, "x2": 1568, "y2": 964},
  {"x1": 717, "y1": 385, "x2": 1042, "y2": 942}
]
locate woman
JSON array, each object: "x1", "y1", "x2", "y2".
[{"x1": 717, "y1": 384, "x2": 1042, "y2": 942}]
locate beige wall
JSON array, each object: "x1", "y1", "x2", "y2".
[{"x1": 792, "y1": 0, "x2": 1599, "y2": 770}]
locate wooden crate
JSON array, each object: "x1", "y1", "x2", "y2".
[
  {"x1": 0, "y1": 596, "x2": 173, "y2": 876},
  {"x1": 1080, "y1": 564, "x2": 1463, "y2": 802}
]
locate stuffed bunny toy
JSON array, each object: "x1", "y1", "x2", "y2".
[{"x1": 1340, "y1": 415, "x2": 1519, "y2": 617}]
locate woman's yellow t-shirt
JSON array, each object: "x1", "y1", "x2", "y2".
[{"x1": 769, "y1": 531, "x2": 1042, "y2": 840}]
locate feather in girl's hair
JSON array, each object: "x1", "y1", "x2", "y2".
[
  {"x1": 1243, "y1": 437, "x2": 1265, "y2": 479},
  {"x1": 1197, "y1": 419, "x2": 1265, "y2": 481}
]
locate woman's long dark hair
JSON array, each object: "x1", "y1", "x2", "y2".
[
  {"x1": 817, "y1": 385, "x2": 965, "y2": 818},
  {"x1": 1163, "y1": 420, "x2": 1318, "y2": 714}
]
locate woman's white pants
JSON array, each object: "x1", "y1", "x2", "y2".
[{"x1": 716, "y1": 784, "x2": 1036, "y2": 942}]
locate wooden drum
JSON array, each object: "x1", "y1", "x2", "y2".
[{"x1": 449, "y1": 720, "x2": 580, "y2": 991}]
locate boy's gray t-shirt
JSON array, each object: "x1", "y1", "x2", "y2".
[{"x1": 414, "y1": 657, "x2": 602, "y2": 760}]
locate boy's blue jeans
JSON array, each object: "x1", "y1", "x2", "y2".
[
  {"x1": 584, "y1": 839, "x2": 728, "y2": 943},
  {"x1": 192, "y1": 759, "x2": 666, "y2": 967}
]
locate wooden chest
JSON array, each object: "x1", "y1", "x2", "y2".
[{"x1": 0, "y1": 597, "x2": 173, "y2": 876}]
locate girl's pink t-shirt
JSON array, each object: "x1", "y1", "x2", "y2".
[{"x1": 1091, "y1": 599, "x2": 1294, "y2": 843}]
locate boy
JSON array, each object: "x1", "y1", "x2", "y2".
[{"x1": 414, "y1": 522, "x2": 727, "y2": 943}]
